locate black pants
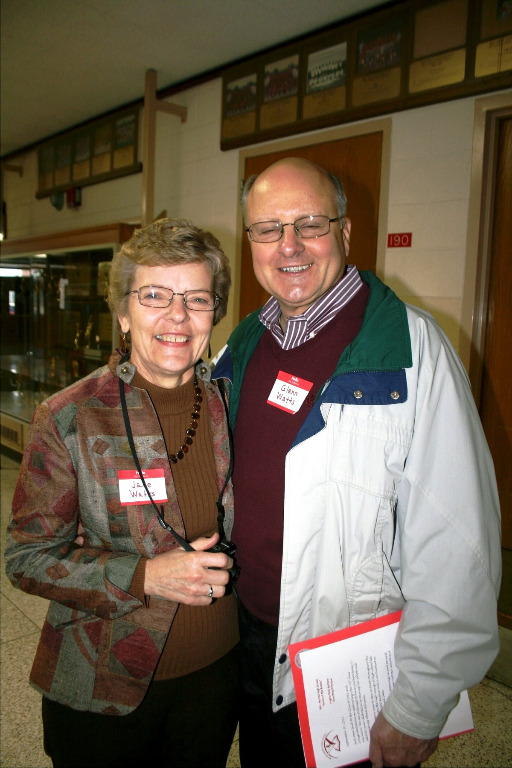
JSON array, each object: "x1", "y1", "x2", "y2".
[
  {"x1": 238, "y1": 600, "x2": 305, "y2": 767},
  {"x1": 42, "y1": 646, "x2": 239, "y2": 768},
  {"x1": 238, "y1": 601, "x2": 420, "y2": 768}
]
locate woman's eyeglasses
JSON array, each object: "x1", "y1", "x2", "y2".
[{"x1": 126, "y1": 286, "x2": 219, "y2": 311}]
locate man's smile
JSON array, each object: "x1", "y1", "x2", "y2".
[{"x1": 279, "y1": 263, "x2": 312, "y2": 273}]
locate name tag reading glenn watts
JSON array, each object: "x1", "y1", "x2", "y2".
[
  {"x1": 118, "y1": 469, "x2": 168, "y2": 505},
  {"x1": 267, "y1": 370, "x2": 313, "y2": 415}
]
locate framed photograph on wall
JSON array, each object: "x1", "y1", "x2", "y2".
[
  {"x1": 37, "y1": 108, "x2": 141, "y2": 198},
  {"x1": 303, "y1": 42, "x2": 347, "y2": 120},
  {"x1": 352, "y1": 18, "x2": 403, "y2": 107},
  {"x1": 306, "y1": 42, "x2": 347, "y2": 93},
  {"x1": 222, "y1": 72, "x2": 258, "y2": 139},
  {"x1": 219, "y1": 0, "x2": 511, "y2": 151},
  {"x1": 356, "y1": 19, "x2": 403, "y2": 74},
  {"x1": 260, "y1": 54, "x2": 299, "y2": 129}
]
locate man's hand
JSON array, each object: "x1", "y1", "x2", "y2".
[{"x1": 369, "y1": 711, "x2": 438, "y2": 768}]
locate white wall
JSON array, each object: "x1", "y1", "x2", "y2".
[
  {"x1": 3, "y1": 78, "x2": 511, "y2": 355},
  {"x1": 384, "y1": 96, "x2": 475, "y2": 348}
]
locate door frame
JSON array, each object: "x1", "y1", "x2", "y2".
[
  {"x1": 460, "y1": 91, "x2": 512, "y2": 632},
  {"x1": 232, "y1": 118, "x2": 392, "y2": 324},
  {"x1": 460, "y1": 90, "x2": 512, "y2": 387}
]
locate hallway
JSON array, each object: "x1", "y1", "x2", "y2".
[{"x1": 1, "y1": 450, "x2": 511, "y2": 768}]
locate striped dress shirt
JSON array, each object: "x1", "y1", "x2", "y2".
[{"x1": 259, "y1": 265, "x2": 364, "y2": 350}]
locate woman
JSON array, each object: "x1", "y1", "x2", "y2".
[{"x1": 5, "y1": 219, "x2": 239, "y2": 768}]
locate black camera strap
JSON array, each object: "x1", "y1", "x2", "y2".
[
  {"x1": 117, "y1": 354, "x2": 233, "y2": 551},
  {"x1": 215, "y1": 378, "x2": 233, "y2": 544}
]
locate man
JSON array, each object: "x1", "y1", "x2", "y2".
[{"x1": 214, "y1": 158, "x2": 501, "y2": 768}]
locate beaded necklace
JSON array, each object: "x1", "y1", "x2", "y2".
[{"x1": 168, "y1": 376, "x2": 203, "y2": 463}]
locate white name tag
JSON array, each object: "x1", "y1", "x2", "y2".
[
  {"x1": 118, "y1": 469, "x2": 168, "y2": 505},
  {"x1": 267, "y1": 370, "x2": 314, "y2": 415}
]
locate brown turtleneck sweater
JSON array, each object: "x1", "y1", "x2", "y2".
[{"x1": 129, "y1": 371, "x2": 238, "y2": 680}]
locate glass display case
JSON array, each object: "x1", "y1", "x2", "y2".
[{"x1": 0, "y1": 223, "x2": 136, "y2": 454}]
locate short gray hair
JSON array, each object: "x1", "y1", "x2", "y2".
[{"x1": 108, "y1": 218, "x2": 231, "y2": 326}]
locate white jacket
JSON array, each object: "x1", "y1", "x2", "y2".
[{"x1": 216, "y1": 271, "x2": 501, "y2": 739}]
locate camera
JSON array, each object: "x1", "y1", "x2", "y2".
[
  {"x1": 209, "y1": 538, "x2": 240, "y2": 585},
  {"x1": 209, "y1": 537, "x2": 236, "y2": 558}
]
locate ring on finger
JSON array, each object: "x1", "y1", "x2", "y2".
[{"x1": 208, "y1": 584, "x2": 213, "y2": 599}]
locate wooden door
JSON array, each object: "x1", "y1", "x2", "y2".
[
  {"x1": 477, "y1": 116, "x2": 512, "y2": 628},
  {"x1": 240, "y1": 132, "x2": 383, "y2": 320}
]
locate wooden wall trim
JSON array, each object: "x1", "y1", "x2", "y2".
[{"x1": 1, "y1": 222, "x2": 136, "y2": 257}]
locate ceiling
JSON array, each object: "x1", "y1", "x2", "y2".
[{"x1": 0, "y1": 0, "x2": 392, "y2": 159}]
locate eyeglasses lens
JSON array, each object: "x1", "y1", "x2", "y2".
[
  {"x1": 249, "y1": 215, "x2": 332, "y2": 242},
  {"x1": 136, "y1": 287, "x2": 217, "y2": 310}
]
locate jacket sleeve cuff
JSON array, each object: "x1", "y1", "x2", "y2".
[
  {"x1": 381, "y1": 693, "x2": 449, "y2": 740},
  {"x1": 128, "y1": 557, "x2": 149, "y2": 605},
  {"x1": 104, "y1": 553, "x2": 142, "y2": 595}
]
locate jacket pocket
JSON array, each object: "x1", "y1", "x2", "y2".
[
  {"x1": 328, "y1": 406, "x2": 409, "y2": 624},
  {"x1": 346, "y1": 542, "x2": 405, "y2": 624}
]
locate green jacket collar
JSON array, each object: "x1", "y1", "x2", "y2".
[
  {"x1": 228, "y1": 271, "x2": 412, "y2": 374},
  {"x1": 335, "y1": 271, "x2": 412, "y2": 373}
]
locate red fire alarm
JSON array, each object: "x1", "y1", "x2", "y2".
[{"x1": 66, "y1": 187, "x2": 82, "y2": 209}]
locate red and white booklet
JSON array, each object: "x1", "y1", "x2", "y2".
[{"x1": 289, "y1": 611, "x2": 474, "y2": 768}]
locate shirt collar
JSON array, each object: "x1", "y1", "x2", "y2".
[{"x1": 259, "y1": 266, "x2": 363, "y2": 350}]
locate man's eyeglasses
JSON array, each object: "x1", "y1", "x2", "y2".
[
  {"x1": 126, "y1": 286, "x2": 219, "y2": 311},
  {"x1": 246, "y1": 215, "x2": 342, "y2": 243}
]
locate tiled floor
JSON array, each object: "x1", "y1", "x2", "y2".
[{"x1": 2, "y1": 450, "x2": 511, "y2": 768}]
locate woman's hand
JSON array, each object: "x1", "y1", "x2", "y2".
[{"x1": 144, "y1": 533, "x2": 234, "y2": 605}]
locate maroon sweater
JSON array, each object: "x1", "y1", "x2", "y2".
[{"x1": 232, "y1": 283, "x2": 369, "y2": 624}]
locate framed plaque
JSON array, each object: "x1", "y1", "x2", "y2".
[
  {"x1": 352, "y1": 18, "x2": 403, "y2": 107},
  {"x1": 73, "y1": 133, "x2": 91, "y2": 182},
  {"x1": 37, "y1": 108, "x2": 140, "y2": 198},
  {"x1": 409, "y1": 0, "x2": 468, "y2": 94},
  {"x1": 54, "y1": 141, "x2": 71, "y2": 187},
  {"x1": 260, "y1": 55, "x2": 299, "y2": 129},
  {"x1": 222, "y1": 73, "x2": 257, "y2": 140},
  {"x1": 220, "y1": 0, "x2": 511, "y2": 152},
  {"x1": 38, "y1": 145, "x2": 54, "y2": 191},
  {"x1": 475, "y1": 34, "x2": 512, "y2": 76},
  {"x1": 303, "y1": 42, "x2": 347, "y2": 120},
  {"x1": 113, "y1": 113, "x2": 136, "y2": 169},
  {"x1": 481, "y1": 0, "x2": 512, "y2": 40},
  {"x1": 352, "y1": 67, "x2": 402, "y2": 106},
  {"x1": 413, "y1": 0, "x2": 468, "y2": 59},
  {"x1": 409, "y1": 48, "x2": 466, "y2": 92},
  {"x1": 502, "y1": 34, "x2": 512, "y2": 69},
  {"x1": 476, "y1": 0, "x2": 512, "y2": 77},
  {"x1": 92, "y1": 122, "x2": 112, "y2": 176}
]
